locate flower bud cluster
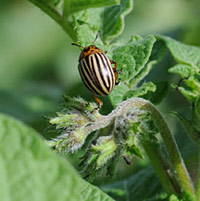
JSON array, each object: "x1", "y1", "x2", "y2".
[{"x1": 49, "y1": 97, "x2": 159, "y2": 178}]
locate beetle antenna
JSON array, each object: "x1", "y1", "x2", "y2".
[
  {"x1": 71, "y1": 43, "x2": 84, "y2": 48},
  {"x1": 92, "y1": 32, "x2": 100, "y2": 44}
]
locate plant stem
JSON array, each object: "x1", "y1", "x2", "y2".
[
  {"x1": 142, "y1": 142, "x2": 178, "y2": 194},
  {"x1": 60, "y1": 21, "x2": 77, "y2": 42},
  {"x1": 196, "y1": 147, "x2": 200, "y2": 201},
  {"x1": 141, "y1": 101, "x2": 196, "y2": 198}
]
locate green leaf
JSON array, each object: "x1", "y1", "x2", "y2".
[
  {"x1": 75, "y1": 21, "x2": 104, "y2": 47},
  {"x1": 149, "y1": 40, "x2": 168, "y2": 63},
  {"x1": 81, "y1": 184, "x2": 114, "y2": 201},
  {"x1": 142, "y1": 81, "x2": 169, "y2": 105},
  {"x1": 70, "y1": 8, "x2": 103, "y2": 46},
  {"x1": 170, "y1": 65, "x2": 200, "y2": 90},
  {"x1": 156, "y1": 35, "x2": 200, "y2": 71},
  {"x1": 113, "y1": 35, "x2": 156, "y2": 86},
  {"x1": 123, "y1": 82, "x2": 156, "y2": 100},
  {"x1": 172, "y1": 83, "x2": 198, "y2": 103},
  {"x1": 169, "y1": 64, "x2": 196, "y2": 78},
  {"x1": 101, "y1": 167, "x2": 164, "y2": 201},
  {"x1": 109, "y1": 35, "x2": 163, "y2": 107},
  {"x1": 71, "y1": 0, "x2": 133, "y2": 45},
  {"x1": 157, "y1": 36, "x2": 200, "y2": 104},
  {"x1": 113, "y1": 52, "x2": 136, "y2": 82},
  {"x1": 109, "y1": 84, "x2": 129, "y2": 107},
  {"x1": 0, "y1": 113, "x2": 113, "y2": 201},
  {"x1": 102, "y1": 0, "x2": 133, "y2": 43},
  {"x1": 64, "y1": 0, "x2": 120, "y2": 16},
  {"x1": 76, "y1": 24, "x2": 99, "y2": 47},
  {"x1": 169, "y1": 64, "x2": 200, "y2": 103}
]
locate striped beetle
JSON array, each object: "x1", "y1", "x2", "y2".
[{"x1": 72, "y1": 40, "x2": 120, "y2": 108}]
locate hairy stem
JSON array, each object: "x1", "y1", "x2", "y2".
[
  {"x1": 139, "y1": 100, "x2": 196, "y2": 198},
  {"x1": 142, "y1": 142, "x2": 178, "y2": 194}
]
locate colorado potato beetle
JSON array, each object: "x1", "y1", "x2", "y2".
[{"x1": 72, "y1": 39, "x2": 120, "y2": 108}]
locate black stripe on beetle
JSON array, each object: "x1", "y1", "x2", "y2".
[
  {"x1": 83, "y1": 56, "x2": 106, "y2": 96},
  {"x1": 101, "y1": 53, "x2": 115, "y2": 90},
  {"x1": 97, "y1": 53, "x2": 114, "y2": 92},
  {"x1": 79, "y1": 59, "x2": 104, "y2": 96},
  {"x1": 87, "y1": 55, "x2": 104, "y2": 94},
  {"x1": 93, "y1": 54, "x2": 111, "y2": 94}
]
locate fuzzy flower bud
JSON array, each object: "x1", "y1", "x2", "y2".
[
  {"x1": 49, "y1": 97, "x2": 101, "y2": 152},
  {"x1": 91, "y1": 136, "x2": 118, "y2": 168}
]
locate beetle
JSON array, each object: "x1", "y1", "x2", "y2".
[{"x1": 72, "y1": 40, "x2": 121, "y2": 108}]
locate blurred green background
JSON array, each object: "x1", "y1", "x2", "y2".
[{"x1": 0, "y1": 0, "x2": 200, "y2": 183}]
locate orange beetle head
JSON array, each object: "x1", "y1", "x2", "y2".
[{"x1": 79, "y1": 45, "x2": 103, "y2": 62}]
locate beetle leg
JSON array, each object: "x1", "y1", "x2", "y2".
[
  {"x1": 94, "y1": 95, "x2": 103, "y2": 109},
  {"x1": 110, "y1": 60, "x2": 122, "y2": 85},
  {"x1": 110, "y1": 60, "x2": 117, "y2": 68},
  {"x1": 110, "y1": 60, "x2": 118, "y2": 83},
  {"x1": 115, "y1": 78, "x2": 121, "y2": 85}
]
